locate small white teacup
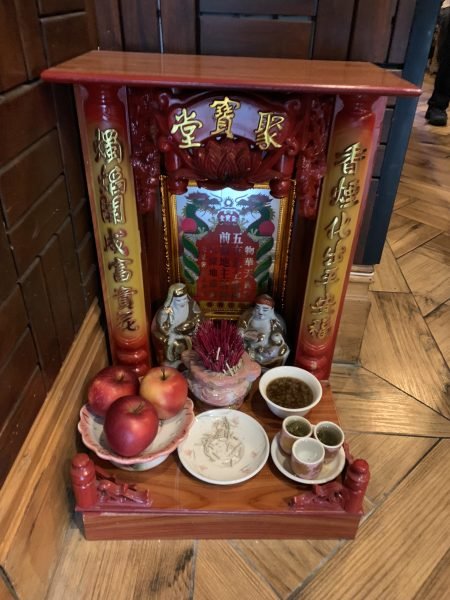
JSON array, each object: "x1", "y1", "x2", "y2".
[
  {"x1": 290, "y1": 438, "x2": 324, "y2": 480},
  {"x1": 314, "y1": 421, "x2": 345, "y2": 463},
  {"x1": 279, "y1": 416, "x2": 313, "y2": 454}
]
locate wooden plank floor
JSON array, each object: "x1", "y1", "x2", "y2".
[{"x1": 46, "y1": 76, "x2": 450, "y2": 599}]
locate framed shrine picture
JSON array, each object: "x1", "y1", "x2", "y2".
[{"x1": 161, "y1": 181, "x2": 295, "y2": 318}]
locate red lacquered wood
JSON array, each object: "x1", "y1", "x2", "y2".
[
  {"x1": 140, "y1": 87, "x2": 307, "y2": 198},
  {"x1": 75, "y1": 385, "x2": 367, "y2": 540},
  {"x1": 71, "y1": 453, "x2": 98, "y2": 509},
  {"x1": 82, "y1": 511, "x2": 360, "y2": 540},
  {"x1": 343, "y1": 459, "x2": 370, "y2": 513},
  {"x1": 294, "y1": 94, "x2": 386, "y2": 379},
  {"x1": 41, "y1": 50, "x2": 420, "y2": 96},
  {"x1": 74, "y1": 84, "x2": 152, "y2": 374}
]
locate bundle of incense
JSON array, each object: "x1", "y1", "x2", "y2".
[{"x1": 192, "y1": 320, "x2": 244, "y2": 373}]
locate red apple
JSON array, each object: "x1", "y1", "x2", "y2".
[
  {"x1": 87, "y1": 365, "x2": 140, "y2": 417},
  {"x1": 104, "y1": 395, "x2": 159, "y2": 457},
  {"x1": 139, "y1": 366, "x2": 188, "y2": 420}
]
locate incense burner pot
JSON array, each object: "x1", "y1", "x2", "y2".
[{"x1": 181, "y1": 350, "x2": 261, "y2": 409}]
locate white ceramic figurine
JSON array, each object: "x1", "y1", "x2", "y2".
[
  {"x1": 151, "y1": 283, "x2": 203, "y2": 366},
  {"x1": 238, "y1": 294, "x2": 289, "y2": 369}
]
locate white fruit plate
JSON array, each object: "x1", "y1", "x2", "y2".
[{"x1": 78, "y1": 399, "x2": 195, "y2": 471}]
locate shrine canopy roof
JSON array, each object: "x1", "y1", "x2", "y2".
[{"x1": 41, "y1": 50, "x2": 420, "y2": 97}]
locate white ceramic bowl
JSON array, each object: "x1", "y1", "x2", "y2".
[
  {"x1": 259, "y1": 366, "x2": 322, "y2": 418},
  {"x1": 78, "y1": 399, "x2": 195, "y2": 471}
]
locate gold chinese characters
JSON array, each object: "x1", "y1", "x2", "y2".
[
  {"x1": 209, "y1": 96, "x2": 241, "y2": 138},
  {"x1": 94, "y1": 127, "x2": 140, "y2": 332},
  {"x1": 306, "y1": 141, "x2": 366, "y2": 341},
  {"x1": 170, "y1": 98, "x2": 286, "y2": 150}
]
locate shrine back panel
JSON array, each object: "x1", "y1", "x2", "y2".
[
  {"x1": 199, "y1": 17, "x2": 313, "y2": 59},
  {"x1": 162, "y1": 183, "x2": 294, "y2": 319}
]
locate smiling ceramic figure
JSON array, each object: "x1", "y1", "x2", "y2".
[{"x1": 238, "y1": 294, "x2": 289, "y2": 369}]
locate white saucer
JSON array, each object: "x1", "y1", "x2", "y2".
[
  {"x1": 177, "y1": 409, "x2": 269, "y2": 485},
  {"x1": 271, "y1": 433, "x2": 345, "y2": 485}
]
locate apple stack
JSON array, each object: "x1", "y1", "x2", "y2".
[{"x1": 87, "y1": 365, "x2": 188, "y2": 457}]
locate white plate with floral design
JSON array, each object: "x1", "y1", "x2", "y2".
[
  {"x1": 177, "y1": 409, "x2": 270, "y2": 485},
  {"x1": 78, "y1": 399, "x2": 195, "y2": 471},
  {"x1": 271, "y1": 433, "x2": 346, "y2": 485}
]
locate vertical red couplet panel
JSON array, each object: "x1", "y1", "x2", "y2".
[
  {"x1": 295, "y1": 94, "x2": 386, "y2": 379},
  {"x1": 74, "y1": 84, "x2": 151, "y2": 375}
]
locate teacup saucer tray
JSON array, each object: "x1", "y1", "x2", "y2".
[{"x1": 271, "y1": 433, "x2": 345, "y2": 484}]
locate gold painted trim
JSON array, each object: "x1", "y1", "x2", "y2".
[
  {"x1": 272, "y1": 180, "x2": 296, "y2": 309},
  {"x1": 160, "y1": 176, "x2": 177, "y2": 284}
]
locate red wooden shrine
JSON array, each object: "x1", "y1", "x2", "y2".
[{"x1": 42, "y1": 51, "x2": 419, "y2": 540}]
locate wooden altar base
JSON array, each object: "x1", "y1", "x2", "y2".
[{"x1": 76, "y1": 385, "x2": 366, "y2": 540}]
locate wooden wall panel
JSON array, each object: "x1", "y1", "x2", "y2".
[
  {"x1": 349, "y1": 0, "x2": 397, "y2": 62},
  {"x1": 0, "y1": 1, "x2": 27, "y2": 92},
  {"x1": 0, "y1": 0, "x2": 98, "y2": 491},
  {"x1": 0, "y1": 287, "x2": 28, "y2": 368},
  {"x1": 57, "y1": 218, "x2": 90, "y2": 332},
  {"x1": 53, "y1": 86, "x2": 87, "y2": 211},
  {"x1": 38, "y1": 0, "x2": 86, "y2": 15},
  {"x1": 120, "y1": 0, "x2": 160, "y2": 52},
  {"x1": 0, "y1": 130, "x2": 63, "y2": 228},
  {"x1": 73, "y1": 199, "x2": 93, "y2": 245},
  {"x1": 83, "y1": 265, "x2": 101, "y2": 308},
  {"x1": 200, "y1": 16, "x2": 312, "y2": 58},
  {"x1": 389, "y1": 0, "x2": 416, "y2": 64},
  {"x1": 19, "y1": 261, "x2": 62, "y2": 388},
  {"x1": 0, "y1": 331, "x2": 39, "y2": 428},
  {"x1": 8, "y1": 177, "x2": 69, "y2": 275},
  {"x1": 199, "y1": 0, "x2": 316, "y2": 16},
  {"x1": 14, "y1": 0, "x2": 47, "y2": 79},
  {"x1": 94, "y1": 0, "x2": 123, "y2": 49},
  {"x1": 313, "y1": 0, "x2": 355, "y2": 60},
  {"x1": 84, "y1": 0, "x2": 100, "y2": 48},
  {"x1": 0, "y1": 226, "x2": 17, "y2": 305},
  {"x1": 41, "y1": 14, "x2": 92, "y2": 66},
  {"x1": 161, "y1": 0, "x2": 196, "y2": 54},
  {"x1": 0, "y1": 82, "x2": 56, "y2": 167},
  {"x1": 77, "y1": 233, "x2": 96, "y2": 282},
  {"x1": 0, "y1": 368, "x2": 46, "y2": 488},
  {"x1": 40, "y1": 236, "x2": 75, "y2": 358}
]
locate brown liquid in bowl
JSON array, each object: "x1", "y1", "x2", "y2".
[{"x1": 266, "y1": 377, "x2": 313, "y2": 408}]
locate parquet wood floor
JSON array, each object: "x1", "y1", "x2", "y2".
[{"x1": 46, "y1": 76, "x2": 450, "y2": 600}]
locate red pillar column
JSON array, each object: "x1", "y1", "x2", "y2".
[
  {"x1": 74, "y1": 84, "x2": 151, "y2": 376},
  {"x1": 70, "y1": 453, "x2": 97, "y2": 509},
  {"x1": 295, "y1": 94, "x2": 386, "y2": 379}
]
